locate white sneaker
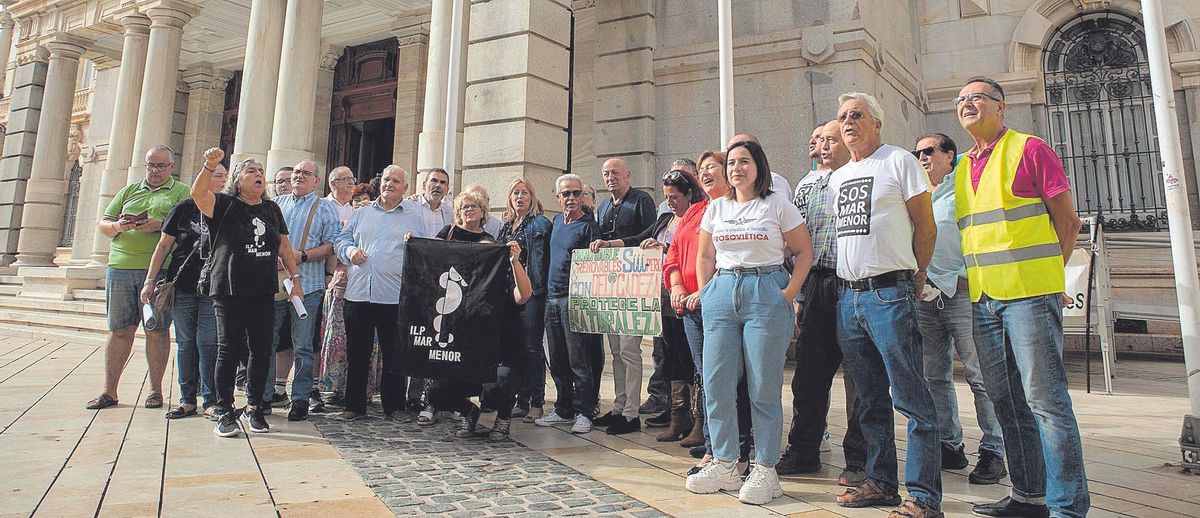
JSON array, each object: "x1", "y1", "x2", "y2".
[
  {"x1": 570, "y1": 414, "x2": 592, "y2": 434},
  {"x1": 739, "y1": 465, "x2": 784, "y2": 505},
  {"x1": 820, "y1": 431, "x2": 832, "y2": 452},
  {"x1": 534, "y1": 410, "x2": 574, "y2": 427},
  {"x1": 685, "y1": 459, "x2": 743, "y2": 494}
]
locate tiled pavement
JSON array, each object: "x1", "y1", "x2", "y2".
[{"x1": 1, "y1": 327, "x2": 1199, "y2": 517}]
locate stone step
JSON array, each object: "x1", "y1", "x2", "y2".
[
  {"x1": 0, "y1": 285, "x2": 18, "y2": 296},
  {"x1": 0, "y1": 321, "x2": 106, "y2": 345},
  {"x1": 0, "y1": 275, "x2": 21, "y2": 285},
  {"x1": 74, "y1": 289, "x2": 106, "y2": 302},
  {"x1": 0, "y1": 294, "x2": 106, "y2": 316},
  {"x1": 0, "y1": 266, "x2": 15, "y2": 276},
  {"x1": 0, "y1": 306, "x2": 113, "y2": 335}
]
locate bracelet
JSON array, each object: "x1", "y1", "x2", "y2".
[
  {"x1": 203, "y1": 164, "x2": 216, "y2": 172},
  {"x1": 290, "y1": 273, "x2": 301, "y2": 279}
]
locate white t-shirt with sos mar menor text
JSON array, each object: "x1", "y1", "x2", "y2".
[
  {"x1": 828, "y1": 144, "x2": 931, "y2": 281},
  {"x1": 700, "y1": 192, "x2": 806, "y2": 270}
]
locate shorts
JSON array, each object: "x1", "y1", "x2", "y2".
[{"x1": 106, "y1": 267, "x2": 171, "y2": 331}]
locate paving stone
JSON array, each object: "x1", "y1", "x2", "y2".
[{"x1": 311, "y1": 411, "x2": 663, "y2": 517}]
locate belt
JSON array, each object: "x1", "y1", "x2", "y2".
[
  {"x1": 809, "y1": 267, "x2": 836, "y2": 277},
  {"x1": 838, "y1": 270, "x2": 913, "y2": 291},
  {"x1": 717, "y1": 264, "x2": 783, "y2": 276}
]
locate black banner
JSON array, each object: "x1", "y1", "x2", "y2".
[{"x1": 395, "y1": 238, "x2": 512, "y2": 384}]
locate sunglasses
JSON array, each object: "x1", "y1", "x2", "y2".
[
  {"x1": 837, "y1": 110, "x2": 867, "y2": 122},
  {"x1": 662, "y1": 170, "x2": 687, "y2": 181},
  {"x1": 952, "y1": 92, "x2": 1002, "y2": 107},
  {"x1": 559, "y1": 189, "x2": 583, "y2": 198},
  {"x1": 912, "y1": 146, "x2": 937, "y2": 159}
]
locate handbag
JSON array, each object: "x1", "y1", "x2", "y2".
[{"x1": 145, "y1": 242, "x2": 199, "y2": 331}]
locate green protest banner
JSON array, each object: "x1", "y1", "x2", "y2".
[{"x1": 568, "y1": 246, "x2": 663, "y2": 336}]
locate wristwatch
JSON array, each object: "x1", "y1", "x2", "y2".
[{"x1": 300, "y1": 250, "x2": 309, "y2": 263}]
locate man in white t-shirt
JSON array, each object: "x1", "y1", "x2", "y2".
[
  {"x1": 827, "y1": 93, "x2": 942, "y2": 518},
  {"x1": 726, "y1": 133, "x2": 791, "y2": 196}
]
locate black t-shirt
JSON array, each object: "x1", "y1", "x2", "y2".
[
  {"x1": 204, "y1": 193, "x2": 289, "y2": 297},
  {"x1": 436, "y1": 224, "x2": 494, "y2": 243},
  {"x1": 161, "y1": 199, "x2": 209, "y2": 293}
]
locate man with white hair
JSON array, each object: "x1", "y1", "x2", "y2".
[
  {"x1": 827, "y1": 92, "x2": 943, "y2": 517},
  {"x1": 534, "y1": 173, "x2": 599, "y2": 434},
  {"x1": 326, "y1": 166, "x2": 356, "y2": 223}
]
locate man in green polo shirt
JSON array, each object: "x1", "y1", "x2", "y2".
[{"x1": 85, "y1": 145, "x2": 191, "y2": 411}]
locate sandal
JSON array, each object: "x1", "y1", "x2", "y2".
[
  {"x1": 86, "y1": 393, "x2": 119, "y2": 410},
  {"x1": 144, "y1": 392, "x2": 164, "y2": 409},
  {"x1": 417, "y1": 409, "x2": 435, "y2": 426},
  {"x1": 165, "y1": 404, "x2": 197, "y2": 419},
  {"x1": 203, "y1": 406, "x2": 221, "y2": 421}
]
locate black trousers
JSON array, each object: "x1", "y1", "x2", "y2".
[
  {"x1": 343, "y1": 301, "x2": 405, "y2": 414},
  {"x1": 428, "y1": 365, "x2": 519, "y2": 420},
  {"x1": 213, "y1": 294, "x2": 275, "y2": 410},
  {"x1": 660, "y1": 315, "x2": 694, "y2": 382},
  {"x1": 787, "y1": 268, "x2": 867, "y2": 468}
]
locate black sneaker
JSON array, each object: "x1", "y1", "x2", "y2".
[
  {"x1": 969, "y1": 450, "x2": 1008, "y2": 485},
  {"x1": 942, "y1": 443, "x2": 970, "y2": 470},
  {"x1": 308, "y1": 390, "x2": 326, "y2": 413},
  {"x1": 213, "y1": 408, "x2": 242, "y2": 437},
  {"x1": 775, "y1": 446, "x2": 821, "y2": 475},
  {"x1": 593, "y1": 410, "x2": 620, "y2": 427},
  {"x1": 241, "y1": 406, "x2": 270, "y2": 433},
  {"x1": 269, "y1": 391, "x2": 289, "y2": 407},
  {"x1": 288, "y1": 399, "x2": 309, "y2": 421},
  {"x1": 645, "y1": 410, "x2": 671, "y2": 428},
  {"x1": 606, "y1": 416, "x2": 641, "y2": 435},
  {"x1": 972, "y1": 497, "x2": 1049, "y2": 518},
  {"x1": 456, "y1": 405, "x2": 481, "y2": 438},
  {"x1": 261, "y1": 405, "x2": 272, "y2": 416},
  {"x1": 689, "y1": 445, "x2": 706, "y2": 459},
  {"x1": 638, "y1": 396, "x2": 667, "y2": 414}
]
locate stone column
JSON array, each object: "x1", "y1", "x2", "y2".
[
  {"x1": 416, "y1": 0, "x2": 470, "y2": 178},
  {"x1": 0, "y1": 13, "x2": 15, "y2": 95},
  {"x1": 179, "y1": 64, "x2": 233, "y2": 183},
  {"x1": 460, "y1": 0, "x2": 571, "y2": 204},
  {"x1": 127, "y1": 1, "x2": 200, "y2": 185},
  {"x1": 89, "y1": 13, "x2": 150, "y2": 267},
  {"x1": 12, "y1": 37, "x2": 90, "y2": 267},
  {"x1": 393, "y1": 18, "x2": 430, "y2": 185},
  {"x1": 0, "y1": 44, "x2": 49, "y2": 266},
  {"x1": 231, "y1": 0, "x2": 286, "y2": 165},
  {"x1": 265, "y1": 0, "x2": 325, "y2": 177},
  {"x1": 593, "y1": 1, "x2": 656, "y2": 191},
  {"x1": 308, "y1": 43, "x2": 341, "y2": 181}
]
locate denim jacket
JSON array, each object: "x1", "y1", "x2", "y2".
[{"x1": 499, "y1": 213, "x2": 552, "y2": 297}]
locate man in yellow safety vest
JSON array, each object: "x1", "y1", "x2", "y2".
[{"x1": 954, "y1": 77, "x2": 1088, "y2": 518}]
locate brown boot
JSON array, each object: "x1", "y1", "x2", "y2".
[
  {"x1": 657, "y1": 381, "x2": 694, "y2": 441},
  {"x1": 679, "y1": 384, "x2": 705, "y2": 447}
]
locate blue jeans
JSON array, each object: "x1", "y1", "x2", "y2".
[
  {"x1": 684, "y1": 309, "x2": 752, "y2": 460},
  {"x1": 916, "y1": 287, "x2": 1005, "y2": 456},
  {"x1": 700, "y1": 267, "x2": 792, "y2": 466},
  {"x1": 171, "y1": 290, "x2": 218, "y2": 407},
  {"x1": 837, "y1": 280, "x2": 942, "y2": 508},
  {"x1": 544, "y1": 297, "x2": 596, "y2": 418},
  {"x1": 517, "y1": 294, "x2": 547, "y2": 408},
  {"x1": 973, "y1": 293, "x2": 1088, "y2": 517},
  {"x1": 263, "y1": 290, "x2": 324, "y2": 403}
]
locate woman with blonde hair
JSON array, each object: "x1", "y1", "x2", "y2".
[{"x1": 497, "y1": 178, "x2": 552, "y2": 421}]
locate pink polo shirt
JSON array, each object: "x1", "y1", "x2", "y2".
[{"x1": 968, "y1": 128, "x2": 1071, "y2": 201}]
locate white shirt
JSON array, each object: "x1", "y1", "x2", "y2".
[
  {"x1": 416, "y1": 195, "x2": 454, "y2": 238},
  {"x1": 701, "y1": 192, "x2": 805, "y2": 270},
  {"x1": 828, "y1": 144, "x2": 931, "y2": 281},
  {"x1": 485, "y1": 214, "x2": 503, "y2": 238},
  {"x1": 326, "y1": 193, "x2": 354, "y2": 224},
  {"x1": 771, "y1": 172, "x2": 791, "y2": 199}
]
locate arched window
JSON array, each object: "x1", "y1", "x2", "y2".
[{"x1": 1043, "y1": 10, "x2": 1165, "y2": 230}]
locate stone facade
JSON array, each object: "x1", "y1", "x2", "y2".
[{"x1": 0, "y1": 0, "x2": 1195, "y2": 309}]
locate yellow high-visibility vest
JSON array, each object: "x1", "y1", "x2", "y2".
[{"x1": 955, "y1": 129, "x2": 1064, "y2": 302}]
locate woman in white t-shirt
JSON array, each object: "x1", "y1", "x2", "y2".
[{"x1": 684, "y1": 140, "x2": 813, "y2": 505}]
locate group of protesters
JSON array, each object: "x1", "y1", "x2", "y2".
[{"x1": 85, "y1": 77, "x2": 1087, "y2": 518}]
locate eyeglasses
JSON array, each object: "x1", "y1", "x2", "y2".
[
  {"x1": 559, "y1": 189, "x2": 583, "y2": 198},
  {"x1": 146, "y1": 162, "x2": 172, "y2": 170},
  {"x1": 274, "y1": 179, "x2": 290, "y2": 185},
  {"x1": 700, "y1": 163, "x2": 722, "y2": 172},
  {"x1": 952, "y1": 92, "x2": 1002, "y2": 107},
  {"x1": 662, "y1": 170, "x2": 686, "y2": 182},
  {"x1": 912, "y1": 146, "x2": 937, "y2": 159},
  {"x1": 294, "y1": 170, "x2": 317, "y2": 178},
  {"x1": 331, "y1": 176, "x2": 353, "y2": 183},
  {"x1": 837, "y1": 110, "x2": 867, "y2": 123}
]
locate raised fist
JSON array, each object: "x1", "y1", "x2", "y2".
[{"x1": 203, "y1": 147, "x2": 224, "y2": 166}]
